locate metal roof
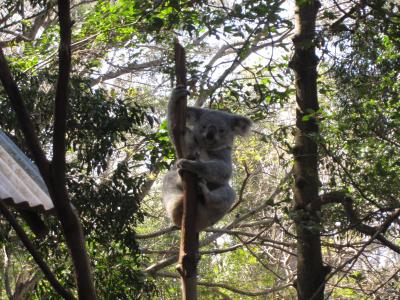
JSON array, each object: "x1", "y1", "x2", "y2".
[{"x1": 0, "y1": 130, "x2": 53, "y2": 212}]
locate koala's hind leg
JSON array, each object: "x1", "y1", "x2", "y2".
[{"x1": 198, "y1": 182, "x2": 235, "y2": 212}]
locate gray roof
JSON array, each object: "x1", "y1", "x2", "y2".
[{"x1": 0, "y1": 130, "x2": 53, "y2": 211}]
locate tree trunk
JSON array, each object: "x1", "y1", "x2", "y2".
[
  {"x1": 289, "y1": 1, "x2": 326, "y2": 299},
  {"x1": 173, "y1": 40, "x2": 199, "y2": 300}
]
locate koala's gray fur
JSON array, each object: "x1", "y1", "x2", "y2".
[{"x1": 162, "y1": 86, "x2": 252, "y2": 231}]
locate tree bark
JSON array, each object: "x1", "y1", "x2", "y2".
[
  {"x1": 52, "y1": 1, "x2": 97, "y2": 299},
  {"x1": 289, "y1": 1, "x2": 326, "y2": 299},
  {"x1": 173, "y1": 40, "x2": 199, "y2": 300}
]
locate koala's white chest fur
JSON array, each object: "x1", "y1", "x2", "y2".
[{"x1": 198, "y1": 149, "x2": 210, "y2": 161}]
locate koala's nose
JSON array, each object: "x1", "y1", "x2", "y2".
[{"x1": 206, "y1": 126, "x2": 217, "y2": 140}]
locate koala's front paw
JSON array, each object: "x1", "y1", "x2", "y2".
[
  {"x1": 172, "y1": 85, "x2": 190, "y2": 99},
  {"x1": 177, "y1": 158, "x2": 195, "y2": 171}
]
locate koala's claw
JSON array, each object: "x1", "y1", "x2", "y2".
[{"x1": 198, "y1": 181, "x2": 209, "y2": 194}]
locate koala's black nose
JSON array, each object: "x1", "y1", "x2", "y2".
[{"x1": 206, "y1": 126, "x2": 217, "y2": 140}]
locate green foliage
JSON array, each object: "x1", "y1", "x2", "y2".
[
  {"x1": 3, "y1": 0, "x2": 400, "y2": 299},
  {"x1": 0, "y1": 68, "x2": 161, "y2": 297},
  {"x1": 316, "y1": 8, "x2": 400, "y2": 298},
  {"x1": 79, "y1": 0, "x2": 207, "y2": 45},
  {"x1": 321, "y1": 6, "x2": 400, "y2": 214}
]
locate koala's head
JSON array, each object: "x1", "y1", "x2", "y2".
[{"x1": 187, "y1": 107, "x2": 252, "y2": 151}]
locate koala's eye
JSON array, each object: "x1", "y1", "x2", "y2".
[
  {"x1": 202, "y1": 125, "x2": 207, "y2": 129},
  {"x1": 219, "y1": 129, "x2": 225, "y2": 133}
]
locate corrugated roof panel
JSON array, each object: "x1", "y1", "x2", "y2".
[{"x1": 0, "y1": 131, "x2": 53, "y2": 211}]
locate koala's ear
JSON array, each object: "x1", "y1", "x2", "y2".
[
  {"x1": 231, "y1": 115, "x2": 252, "y2": 136},
  {"x1": 186, "y1": 107, "x2": 203, "y2": 125}
]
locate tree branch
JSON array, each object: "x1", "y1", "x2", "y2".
[
  {"x1": 53, "y1": 0, "x2": 71, "y2": 180},
  {"x1": 0, "y1": 200, "x2": 75, "y2": 299},
  {"x1": 329, "y1": 2, "x2": 363, "y2": 31},
  {"x1": 2, "y1": 245, "x2": 13, "y2": 299},
  {"x1": 0, "y1": 8, "x2": 52, "y2": 48},
  {"x1": 90, "y1": 58, "x2": 164, "y2": 86},
  {"x1": 195, "y1": 27, "x2": 292, "y2": 107},
  {"x1": 313, "y1": 206, "x2": 398, "y2": 299},
  {"x1": 51, "y1": 1, "x2": 98, "y2": 298},
  {"x1": 229, "y1": 162, "x2": 252, "y2": 212},
  {"x1": 156, "y1": 272, "x2": 292, "y2": 297},
  {"x1": 136, "y1": 226, "x2": 177, "y2": 239},
  {"x1": 0, "y1": 48, "x2": 51, "y2": 182},
  {"x1": 13, "y1": 272, "x2": 41, "y2": 300},
  {"x1": 321, "y1": 192, "x2": 400, "y2": 254}
]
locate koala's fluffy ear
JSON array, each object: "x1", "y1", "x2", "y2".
[
  {"x1": 231, "y1": 115, "x2": 252, "y2": 136},
  {"x1": 186, "y1": 107, "x2": 203, "y2": 126}
]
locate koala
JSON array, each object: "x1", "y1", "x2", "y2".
[{"x1": 162, "y1": 86, "x2": 252, "y2": 231}]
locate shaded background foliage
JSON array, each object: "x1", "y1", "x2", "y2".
[
  {"x1": 0, "y1": 67, "x2": 162, "y2": 297},
  {"x1": 320, "y1": 2, "x2": 400, "y2": 228}
]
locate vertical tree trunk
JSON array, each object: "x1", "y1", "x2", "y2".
[
  {"x1": 173, "y1": 40, "x2": 199, "y2": 300},
  {"x1": 53, "y1": 1, "x2": 98, "y2": 299},
  {"x1": 289, "y1": 1, "x2": 326, "y2": 299}
]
